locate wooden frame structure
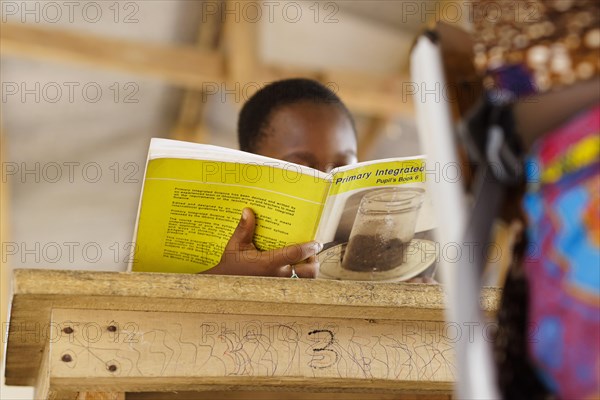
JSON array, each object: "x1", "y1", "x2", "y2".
[
  {"x1": 0, "y1": 1, "x2": 417, "y2": 156},
  {"x1": 5, "y1": 269, "x2": 500, "y2": 399}
]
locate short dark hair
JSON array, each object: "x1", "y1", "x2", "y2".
[{"x1": 237, "y1": 78, "x2": 355, "y2": 153}]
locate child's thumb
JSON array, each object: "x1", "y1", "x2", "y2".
[{"x1": 227, "y1": 208, "x2": 256, "y2": 247}]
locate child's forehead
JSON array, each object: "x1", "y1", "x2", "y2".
[
  {"x1": 268, "y1": 101, "x2": 349, "y2": 124},
  {"x1": 266, "y1": 103, "x2": 355, "y2": 145}
]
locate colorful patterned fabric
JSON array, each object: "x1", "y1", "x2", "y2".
[{"x1": 523, "y1": 103, "x2": 600, "y2": 399}]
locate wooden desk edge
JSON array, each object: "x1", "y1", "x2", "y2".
[
  {"x1": 5, "y1": 269, "x2": 502, "y2": 389},
  {"x1": 11, "y1": 269, "x2": 501, "y2": 311}
]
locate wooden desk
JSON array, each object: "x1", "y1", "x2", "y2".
[{"x1": 4, "y1": 269, "x2": 500, "y2": 399}]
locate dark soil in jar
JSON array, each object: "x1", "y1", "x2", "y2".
[{"x1": 342, "y1": 235, "x2": 409, "y2": 272}]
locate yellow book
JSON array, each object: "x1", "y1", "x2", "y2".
[{"x1": 130, "y1": 138, "x2": 434, "y2": 273}]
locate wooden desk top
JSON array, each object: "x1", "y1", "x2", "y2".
[{"x1": 5, "y1": 269, "x2": 501, "y2": 391}]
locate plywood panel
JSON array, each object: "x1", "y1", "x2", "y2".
[{"x1": 48, "y1": 308, "x2": 454, "y2": 392}]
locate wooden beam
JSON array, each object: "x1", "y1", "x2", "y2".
[
  {"x1": 78, "y1": 393, "x2": 125, "y2": 400},
  {"x1": 0, "y1": 22, "x2": 225, "y2": 88},
  {"x1": 263, "y1": 66, "x2": 415, "y2": 118},
  {"x1": 49, "y1": 391, "x2": 79, "y2": 400},
  {"x1": 358, "y1": 116, "x2": 391, "y2": 161},
  {"x1": 0, "y1": 23, "x2": 415, "y2": 118},
  {"x1": 224, "y1": 0, "x2": 261, "y2": 85},
  {"x1": 169, "y1": 90, "x2": 212, "y2": 142},
  {"x1": 170, "y1": 1, "x2": 224, "y2": 143},
  {"x1": 128, "y1": 391, "x2": 451, "y2": 400},
  {"x1": 0, "y1": 131, "x2": 9, "y2": 366}
]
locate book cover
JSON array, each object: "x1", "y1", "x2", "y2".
[{"x1": 130, "y1": 138, "x2": 434, "y2": 274}]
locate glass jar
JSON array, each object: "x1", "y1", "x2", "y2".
[{"x1": 341, "y1": 187, "x2": 424, "y2": 272}]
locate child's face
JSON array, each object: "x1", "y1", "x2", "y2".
[{"x1": 255, "y1": 102, "x2": 358, "y2": 173}]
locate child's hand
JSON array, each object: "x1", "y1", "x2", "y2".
[
  {"x1": 289, "y1": 255, "x2": 319, "y2": 279},
  {"x1": 203, "y1": 208, "x2": 322, "y2": 278}
]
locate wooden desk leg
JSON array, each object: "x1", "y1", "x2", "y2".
[
  {"x1": 34, "y1": 341, "x2": 123, "y2": 400},
  {"x1": 34, "y1": 343, "x2": 50, "y2": 399},
  {"x1": 35, "y1": 343, "x2": 78, "y2": 400},
  {"x1": 77, "y1": 393, "x2": 125, "y2": 400}
]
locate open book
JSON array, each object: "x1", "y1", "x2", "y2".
[{"x1": 130, "y1": 138, "x2": 435, "y2": 273}]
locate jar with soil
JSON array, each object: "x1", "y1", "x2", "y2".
[{"x1": 341, "y1": 187, "x2": 424, "y2": 273}]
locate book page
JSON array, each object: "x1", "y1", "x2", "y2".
[
  {"x1": 132, "y1": 156, "x2": 330, "y2": 274},
  {"x1": 315, "y1": 157, "x2": 436, "y2": 247}
]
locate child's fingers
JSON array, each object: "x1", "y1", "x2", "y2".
[
  {"x1": 225, "y1": 208, "x2": 256, "y2": 251},
  {"x1": 261, "y1": 241, "x2": 323, "y2": 271},
  {"x1": 299, "y1": 255, "x2": 317, "y2": 264},
  {"x1": 290, "y1": 257, "x2": 319, "y2": 278}
]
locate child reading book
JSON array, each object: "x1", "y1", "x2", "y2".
[
  {"x1": 206, "y1": 78, "x2": 358, "y2": 278},
  {"x1": 131, "y1": 79, "x2": 435, "y2": 280}
]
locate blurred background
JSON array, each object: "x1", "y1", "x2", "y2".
[{"x1": 1, "y1": 1, "x2": 468, "y2": 396}]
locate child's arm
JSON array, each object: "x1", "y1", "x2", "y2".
[{"x1": 202, "y1": 208, "x2": 322, "y2": 278}]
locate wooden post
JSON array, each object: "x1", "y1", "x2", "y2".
[
  {"x1": 78, "y1": 393, "x2": 125, "y2": 400},
  {"x1": 0, "y1": 131, "x2": 9, "y2": 365},
  {"x1": 358, "y1": 116, "x2": 391, "y2": 161},
  {"x1": 170, "y1": 1, "x2": 224, "y2": 143},
  {"x1": 224, "y1": 0, "x2": 261, "y2": 88}
]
